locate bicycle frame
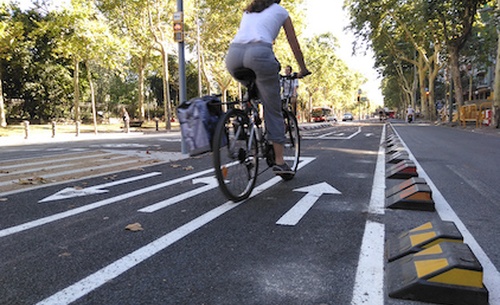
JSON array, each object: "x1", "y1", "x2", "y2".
[{"x1": 213, "y1": 72, "x2": 301, "y2": 202}]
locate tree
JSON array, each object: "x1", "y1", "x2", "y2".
[
  {"x1": 53, "y1": 0, "x2": 126, "y2": 133},
  {"x1": 146, "y1": 0, "x2": 178, "y2": 130},
  {"x1": 97, "y1": 0, "x2": 155, "y2": 121},
  {"x1": 493, "y1": 0, "x2": 500, "y2": 127},
  {"x1": 346, "y1": 0, "x2": 444, "y2": 119},
  {"x1": 426, "y1": 0, "x2": 487, "y2": 119},
  {"x1": 0, "y1": 3, "x2": 25, "y2": 127}
]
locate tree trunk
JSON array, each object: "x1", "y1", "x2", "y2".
[
  {"x1": 86, "y1": 62, "x2": 98, "y2": 135},
  {"x1": 161, "y1": 46, "x2": 172, "y2": 130},
  {"x1": 449, "y1": 45, "x2": 464, "y2": 121},
  {"x1": 493, "y1": 0, "x2": 500, "y2": 128},
  {"x1": 138, "y1": 56, "x2": 146, "y2": 120},
  {"x1": 417, "y1": 56, "x2": 428, "y2": 118},
  {"x1": 0, "y1": 68, "x2": 6, "y2": 127},
  {"x1": 73, "y1": 58, "x2": 81, "y2": 129}
]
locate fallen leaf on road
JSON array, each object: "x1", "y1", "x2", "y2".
[
  {"x1": 183, "y1": 166, "x2": 194, "y2": 171},
  {"x1": 0, "y1": 198, "x2": 8, "y2": 202},
  {"x1": 171, "y1": 164, "x2": 181, "y2": 168},
  {"x1": 125, "y1": 222, "x2": 144, "y2": 232},
  {"x1": 16, "y1": 177, "x2": 51, "y2": 185}
]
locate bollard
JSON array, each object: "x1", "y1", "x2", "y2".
[
  {"x1": 75, "y1": 121, "x2": 80, "y2": 137},
  {"x1": 23, "y1": 120, "x2": 30, "y2": 139},
  {"x1": 155, "y1": 118, "x2": 159, "y2": 131},
  {"x1": 51, "y1": 121, "x2": 56, "y2": 138}
]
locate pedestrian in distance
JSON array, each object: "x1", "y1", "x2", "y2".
[
  {"x1": 407, "y1": 105, "x2": 415, "y2": 123},
  {"x1": 121, "y1": 107, "x2": 130, "y2": 133},
  {"x1": 225, "y1": 0, "x2": 311, "y2": 176}
]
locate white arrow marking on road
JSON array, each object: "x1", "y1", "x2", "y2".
[
  {"x1": 138, "y1": 177, "x2": 218, "y2": 213},
  {"x1": 1, "y1": 157, "x2": 316, "y2": 239},
  {"x1": 276, "y1": 182, "x2": 341, "y2": 226},
  {"x1": 35, "y1": 157, "x2": 317, "y2": 305},
  {"x1": 0, "y1": 169, "x2": 215, "y2": 238},
  {"x1": 38, "y1": 172, "x2": 162, "y2": 203}
]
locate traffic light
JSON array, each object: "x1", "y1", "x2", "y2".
[{"x1": 173, "y1": 12, "x2": 184, "y2": 42}]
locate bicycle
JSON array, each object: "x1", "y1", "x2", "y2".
[{"x1": 212, "y1": 69, "x2": 302, "y2": 202}]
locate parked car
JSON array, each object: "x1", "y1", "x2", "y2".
[{"x1": 342, "y1": 113, "x2": 353, "y2": 121}]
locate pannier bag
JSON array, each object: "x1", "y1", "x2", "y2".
[{"x1": 177, "y1": 95, "x2": 223, "y2": 156}]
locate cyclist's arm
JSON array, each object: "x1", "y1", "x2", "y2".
[{"x1": 283, "y1": 17, "x2": 310, "y2": 78}]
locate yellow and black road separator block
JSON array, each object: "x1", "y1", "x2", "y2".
[
  {"x1": 386, "y1": 221, "x2": 463, "y2": 262},
  {"x1": 386, "y1": 145, "x2": 405, "y2": 155},
  {"x1": 386, "y1": 160, "x2": 418, "y2": 179},
  {"x1": 385, "y1": 177, "x2": 427, "y2": 198},
  {"x1": 386, "y1": 138, "x2": 400, "y2": 148},
  {"x1": 386, "y1": 183, "x2": 434, "y2": 211},
  {"x1": 387, "y1": 151, "x2": 410, "y2": 164},
  {"x1": 387, "y1": 242, "x2": 489, "y2": 305}
]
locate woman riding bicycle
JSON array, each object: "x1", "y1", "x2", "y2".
[{"x1": 225, "y1": 0, "x2": 310, "y2": 176}]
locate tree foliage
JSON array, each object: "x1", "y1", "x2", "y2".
[
  {"x1": 346, "y1": 0, "x2": 494, "y2": 121},
  {"x1": 0, "y1": 0, "x2": 368, "y2": 127}
]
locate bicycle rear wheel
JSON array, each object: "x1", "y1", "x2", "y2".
[
  {"x1": 281, "y1": 110, "x2": 300, "y2": 180},
  {"x1": 213, "y1": 108, "x2": 259, "y2": 202}
]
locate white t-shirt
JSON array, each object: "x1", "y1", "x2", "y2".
[
  {"x1": 281, "y1": 77, "x2": 298, "y2": 98},
  {"x1": 232, "y1": 4, "x2": 289, "y2": 44}
]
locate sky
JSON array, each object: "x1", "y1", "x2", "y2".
[
  {"x1": 13, "y1": 0, "x2": 383, "y2": 106},
  {"x1": 304, "y1": 0, "x2": 383, "y2": 106}
]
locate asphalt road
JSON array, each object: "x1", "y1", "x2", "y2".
[{"x1": 1, "y1": 121, "x2": 499, "y2": 305}]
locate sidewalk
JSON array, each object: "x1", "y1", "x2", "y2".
[
  {"x1": 390, "y1": 118, "x2": 500, "y2": 137},
  {"x1": 1, "y1": 129, "x2": 181, "y2": 147},
  {"x1": 435, "y1": 121, "x2": 500, "y2": 137}
]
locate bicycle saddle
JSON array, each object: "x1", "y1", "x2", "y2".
[
  {"x1": 233, "y1": 68, "x2": 256, "y2": 82},
  {"x1": 232, "y1": 68, "x2": 258, "y2": 100}
]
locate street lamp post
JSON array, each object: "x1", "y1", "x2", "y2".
[{"x1": 177, "y1": 0, "x2": 188, "y2": 154}]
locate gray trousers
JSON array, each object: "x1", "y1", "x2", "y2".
[{"x1": 225, "y1": 42, "x2": 285, "y2": 144}]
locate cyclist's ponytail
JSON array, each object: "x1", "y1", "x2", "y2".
[{"x1": 245, "y1": 0, "x2": 278, "y2": 13}]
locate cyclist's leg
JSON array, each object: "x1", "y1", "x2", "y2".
[{"x1": 242, "y1": 43, "x2": 287, "y2": 168}]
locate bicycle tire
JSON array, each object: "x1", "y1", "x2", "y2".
[
  {"x1": 281, "y1": 110, "x2": 300, "y2": 180},
  {"x1": 212, "y1": 108, "x2": 259, "y2": 202}
]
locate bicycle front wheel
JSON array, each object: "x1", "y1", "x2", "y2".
[
  {"x1": 282, "y1": 110, "x2": 300, "y2": 180},
  {"x1": 213, "y1": 108, "x2": 258, "y2": 202}
]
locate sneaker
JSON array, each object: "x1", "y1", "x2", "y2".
[{"x1": 272, "y1": 162, "x2": 294, "y2": 175}]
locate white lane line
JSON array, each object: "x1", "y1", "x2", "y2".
[
  {"x1": 351, "y1": 221, "x2": 385, "y2": 305},
  {"x1": 351, "y1": 124, "x2": 386, "y2": 305},
  {"x1": 392, "y1": 125, "x2": 500, "y2": 304},
  {"x1": 368, "y1": 126, "x2": 387, "y2": 215},
  {"x1": 35, "y1": 157, "x2": 316, "y2": 305},
  {"x1": 138, "y1": 177, "x2": 218, "y2": 213},
  {"x1": 0, "y1": 168, "x2": 214, "y2": 238},
  {"x1": 303, "y1": 127, "x2": 362, "y2": 140}
]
